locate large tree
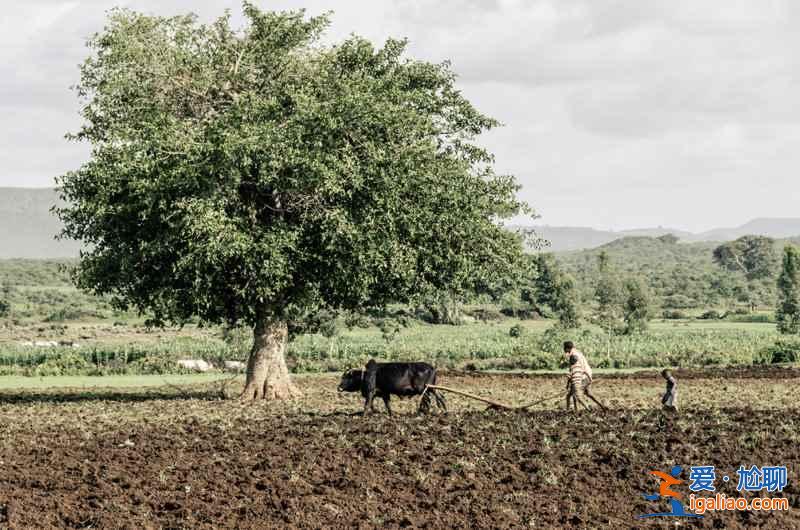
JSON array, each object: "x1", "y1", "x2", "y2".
[
  {"x1": 56, "y1": 5, "x2": 530, "y2": 399},
  {"x1": 622, "y1": 277, "x2": 652, "y2": 334},
  {"x1": 594, "y1": 251, "x2": 622, "y2": 333},
  {"x1": 713, "y1": 235, "x2": 779, "y2": 311},
  {"x1": 531, "y1": 254, "x2": 580, "y2": 329},
  {"x1": 712, "y1": 235, "x2": 778, "y2": 281},
  {"x1": 777, "y1": 245, "x2": 800, "y2": 335}
]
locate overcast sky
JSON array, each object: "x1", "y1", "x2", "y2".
[{"x1": 1, "y1": 1, "x2": 798, "y2": 232}]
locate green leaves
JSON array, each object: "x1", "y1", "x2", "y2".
[
  {"x1": 776, "y1": 245, "x2": 800, "y2": 335},
  {"x1": 713, "y1": 235, "x2": 779, "y2": 281},
  {"x1": 57, "y1": 4, "x2": 529, "y2": 331}
]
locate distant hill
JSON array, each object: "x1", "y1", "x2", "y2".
[
  {"x1": 558, "y1": 233, "x2": 798, "y2": 279},
  {"x1": 696, "y1": 218, "x2": 800, "y2": 242},
  {"x1": 557, "y1": 236, "x2": 718, "y2": 275},
  {"x1": 0, "y1": 187, "x2": 798, "y2": 258},
  {"x1": 0, "y1": 188, "x2": 81, "y2": 258},
  {"x1": 532, "y1": 225, "x2": 696, "y2": 251},
  {"x1": 525, "y1": 226, "x2": 618, "y2": 252},
  {"x1": 556, "y1": 234, "x2": 797, "y2": 308},
  {"x1": 532, "y1": 218, "x2": 800, "y2": 251}
]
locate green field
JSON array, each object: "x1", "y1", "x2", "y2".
[
  {"x1": 1, "y1": 257, "x2": 798, "y2": 377},
  {"x1": 0, "y1": 373, "x2": 231, "y2": 390},
  {"x1": 0, "y1": 316, "x2": 796, "y2": 377}
]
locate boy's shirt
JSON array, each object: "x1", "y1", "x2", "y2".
[
  {"x1": 571, "y1": 350, "x2": 593, "y2": 380},
  {"x1": 568, "y1": 363, "x2": 587, "y2": 386},
  {"x1": 664, "y1": 375, "x2": 677, "y2": 394}
]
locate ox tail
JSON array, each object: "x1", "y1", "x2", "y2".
[{"x1": 419, "y1": 368, "x2": 447, "y2": 414}]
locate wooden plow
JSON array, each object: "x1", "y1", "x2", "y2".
[{"x1": 422, "y1": 384, "x2": 565, "y2": 411}]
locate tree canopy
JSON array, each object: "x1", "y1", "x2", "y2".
[
  {"x1": 530, "y1": 254, "x2": 580, "y2": 329},
  {"x1": 712, "y1": 235, "x2": 779, "y2": 281},
  {"x1": 777, "y1": 245, "x2": 800, "y2": 335},
  {"x1": 56, "y1": 4, "x2": 531, "y2": 399}
]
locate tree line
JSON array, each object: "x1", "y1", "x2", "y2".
[{"x1": 519, "y1": 235, "x2": 800, "y2": 336}]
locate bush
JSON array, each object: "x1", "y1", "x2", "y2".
[
  {"x1": 662, "y1": 294, "x2": 697, "y2": 309},
  {"x1": 662, "y1": 310, "x2": 687, "y2": 320},
  {"x1": 131, "y1": 355, "x2": 180, "y2": 374},
  {"x1": 343, "y1": 311, "x2": 371, "y2": 329},
  {"x1": 318, "y1": 319, "x2": 339, "y2": 339},
  {"x1": 725, "y1": 313, "x2": 774, "y2": 324},
  {"x1": 419, "y1": 293, "x2": 462, "y2": 325},
  {"x1": 470, "y1": 307, "x2": 504, "y2": 322},
  {"x1": 699, "y1": 310, "x2": 723, "y2": 320},
  {"x1": 759, "y1": 339, "x2": 800, "y2": 364},
  {"x1": 378, "y1": 318, "x2": 401, "y2": 342},
  {"x1": 43, "y1": 308, "x2": 73, "y2": 322},
  {"x1": 221, "y1": 325, "x2": 252, "y2": 357},
  {"x1": 509, "y1": 324, "x2": 524, "y2": 338},
  {"x1": 538, "y1": 326, "x2": 594, "y2": 359},
  {"x1": 30, "y1": 352, "x2": 91, "y2": 376}
]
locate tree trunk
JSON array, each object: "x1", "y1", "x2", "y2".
[{"x1": 240, "y1": 318, "x2": 301, "y2": 401}]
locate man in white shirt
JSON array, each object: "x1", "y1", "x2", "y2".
[{"x1": 564, "y1": 341, "x2": 607, "y2": 411}]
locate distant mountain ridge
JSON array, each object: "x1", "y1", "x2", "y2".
[
  {"x1": 695, "y1": 218, "x2": 800, "y2": 242},
  {"x1": 0, "y1": 187, "x2": 798, "y2": 257},
  {"x1": 532, "y1": 218, "x2": 800, "y2": 252}
]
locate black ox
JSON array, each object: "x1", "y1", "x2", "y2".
[{"x1": 337, "y1": 360, "x2": 447, "y2": 415}]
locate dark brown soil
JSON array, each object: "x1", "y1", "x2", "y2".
[{"x1": 0, "y1": 369, "x2": 798, "y2": 529}]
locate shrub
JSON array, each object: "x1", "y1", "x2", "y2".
[
  {"x1": 662, "y1": 310, "x2": 687, "y2": 320},
  {"x1": 31, "y1": 352, "x2": 91, "y2": 376},
  {"x1": 419, "y1": 293, "x2": 462, "y2": 325},
  {"x1": 759, "y1": 339, "x2": 800, "y2": 364},
  {"x1": 317, "y1": 320, "x2": 337, "y2": 338},
  {"x1": 470, "y1": 307, "x2": 504, "y2": 322},
  {"x1": 221, "y1": 325, "x2": 252, "y2": 357},
  {"x1": 343, "y1": 311, "x2": 371, "y2": 329},
  {"x1": 43, "y1": 308, "x2": 71, "y2": 322},
  {"x1": 662, "y1": 294, "x2": 697, "y2": 309},
  {"x1": 131, "y1": 355, "x2": 180, "y2": 374},
  {"x1": 378, "y1": 318, "x2": 401, "y2": 342},
  {"x1": 699, "y1": 310, "x2": 723, "y2": 320},
  {"x1": 538, "y1": 326, "x2": 594, "y2": 358},
  {"x1": 725, "y1": 313, "x2": 774, "y2": 324},
  {"x1": 509, "y1": 324, "x2": 524, "y2": 338}
]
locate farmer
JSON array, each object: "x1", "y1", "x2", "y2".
[
  {"x1": 565, "y1": 353, "x2": 587, "y2": 410},
  {"x1": 563, "y1": 341, "x2": 607, "y2": 411},
  {"x1": 661, "y1": 369, "x2": 677, "y2": 412}
]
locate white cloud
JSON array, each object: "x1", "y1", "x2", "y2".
[{"x1": 1, "y1": 0, "x2": 798, "y2": 231}]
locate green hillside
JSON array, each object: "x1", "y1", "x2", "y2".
[{"x1": 555, "y1": 235, "x2": 798, "y2": 312}]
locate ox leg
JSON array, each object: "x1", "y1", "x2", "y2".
[
  {"x1": 382, "y1": 395, "x2": 393, "y2": 415},
  {"x1": 432, "y1": 390, "x2": 447, "y2": 413},
  {"x1": 418, "y1": 392, "x2": 432, "y2": 414},
  {"x1": 364, "y1": 391, "x2": 377, "y2": 415}
]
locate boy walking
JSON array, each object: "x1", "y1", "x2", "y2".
[{"x1": 661, "y1": 369, "x2": 677, "y2": 412}]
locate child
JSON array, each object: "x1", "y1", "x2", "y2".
[{"x1": 661, "y1": 369, "x2": 677, "y2": 412}]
